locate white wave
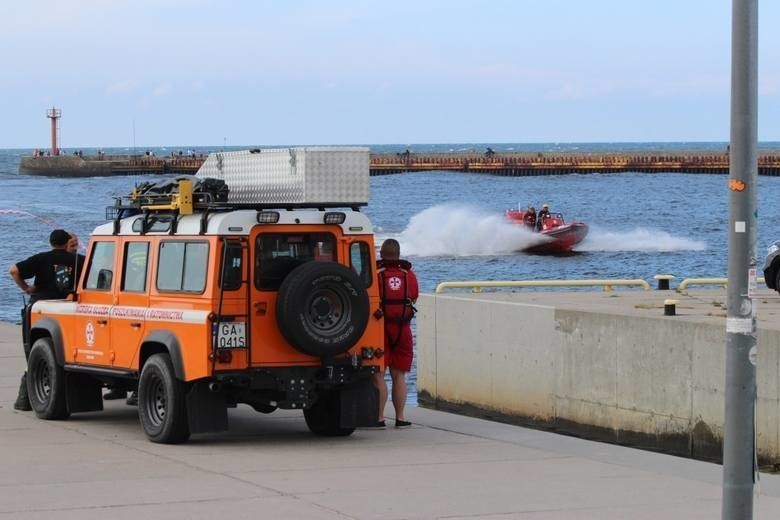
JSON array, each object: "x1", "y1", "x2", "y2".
[
  {"x1": 379, "y1": 207, "x2": 706, "y2": 256},
  {"x1": 390, "y1": 204, "x2": 547, "y2": 257},
  {"x1": 576, "y1": 226, "x2": 707, "y2": 252}
]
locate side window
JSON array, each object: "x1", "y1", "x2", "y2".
[
  {"x1": 255, "y1": 233, "x2": 336, "y2": 291},
  {"x1": 183, "y1": 243, "x2": 208, "y2": 292},
  {"x1": 121, "y1": 242, "x2": 149, "y2": 292},
  {"x1": 157, "y1": 242, "x2": 185, "y2": 291},
  {"x1": 84, "y1": 242, "x2": 116, "y2": 291},
  {"x1": 157, "y1": 241, "x2": 209, "y2": 293},
  {"x1": 219, "y1": 242, "x2": 244, "y2": 291},
  {"x1": 350, "y1": 242, "x2": 373, "y2": 288}
]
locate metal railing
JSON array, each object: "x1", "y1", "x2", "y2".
[
  {"x1": 677, "y1": 277, "x2": 765, "y2": 290},
  {"x1": 434, "y1": 276, "x2": 767, "y2": 294},
  {"x1": 435, "y1": 279, "x2": 651, "y2": 293}
]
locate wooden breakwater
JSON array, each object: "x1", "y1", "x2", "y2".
[
  {"x1": 369, "y1": 150, "x2": 780, "y2": 176},
  {"x1": 19, "y1": 150, "x2": 780, "y2": 177}
]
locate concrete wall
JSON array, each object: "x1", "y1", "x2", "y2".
[
  {"x1": 20, "y1": 156, "x2": 113, "y2": 176},
  {"x1": 417, "y1": 293, "x2": 780, "y2": 465}
]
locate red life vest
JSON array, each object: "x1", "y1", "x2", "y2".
[{"x1": 377, "y1": 259, "x2": 419, "y2": 326}]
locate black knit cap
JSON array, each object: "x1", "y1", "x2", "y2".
[{"x1": 49, "y1": 229, "x2": 71, "y2": 247}]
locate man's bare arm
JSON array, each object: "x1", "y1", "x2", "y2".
[{"x1": 9, "y1": 265, "x2": 34, "y2": 294}]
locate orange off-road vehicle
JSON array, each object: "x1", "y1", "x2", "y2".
[{"x1": 25, "y1": 148, "x2": 385, "y2": 443}]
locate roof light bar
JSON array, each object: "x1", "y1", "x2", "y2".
[
  {"x1": 257, "y1": 211, "x2": 280, "y2": 224},
  {"x1": 324, "y1": 212, "x2": 346, "y2": 225}
]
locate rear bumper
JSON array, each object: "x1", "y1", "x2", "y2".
[{"x1": 211, "y1": 364, "x2": 379, "y2": 410}]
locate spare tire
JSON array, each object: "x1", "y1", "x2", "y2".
[{"x1": 276, "y1": 261, "x2": 369, "y2": 357}]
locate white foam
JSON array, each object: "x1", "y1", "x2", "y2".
[
  {"x1": 576, "y1": 226, "x2": 707, "y2": 252},
  {"x1": 388, "y1": 204, "x2": 547, "y2": 257},
  {"x1": 376, "y1": 206, "x2": 707, "y2": 256}
]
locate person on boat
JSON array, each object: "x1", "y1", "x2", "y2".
[
  {"x1": 373, "y1": 239, "x2": 419, "y2": 428},
  {"x1": 536, "y1": 204, "x2": 550, "y2": 231},
  {"x1": 523, "y1": 206, "x2": 537, "y2": 230}
]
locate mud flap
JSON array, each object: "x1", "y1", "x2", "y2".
[
  {"x1": 186, "y1": 381, "x2": 228, "y2": 434},
  {"x1": 339, "y1": 378, "x2": 378, "y2": 428},
  {"x1": 65, "y1": 373, "x2": 104, "y2": 413},
  {"x1": 21, "y1": 305, "x2": 32, "y2": 360}
]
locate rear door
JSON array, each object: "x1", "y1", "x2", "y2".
[{"x1": 249, "y1": 227, "x2": 338, "y2": 366}]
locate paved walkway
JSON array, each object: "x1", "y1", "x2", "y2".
[{"x1": 1, "y1": 321, "x2": 779, "y2": 519}]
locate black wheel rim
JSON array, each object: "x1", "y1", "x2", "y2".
[
  {"x1": 144, "y1": 373, "x2": 167, "y2": 428},
  {"x1": 305, "y1": 286, "x2": 348, "y2": 335},
  {"x1": 31, "y1": 357, "x2": 51, "y2": 404}
]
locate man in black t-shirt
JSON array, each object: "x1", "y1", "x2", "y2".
[{"x1": 9, "y1": 229, "x2": 84, "y2": 411}]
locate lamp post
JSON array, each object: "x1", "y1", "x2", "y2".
[{"x1": 722, "y1": 1, "x2": 758, "y2": 518}]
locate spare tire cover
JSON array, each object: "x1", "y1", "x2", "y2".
[{"x1": 276, "y1": 261, "x2": 369, "y2": 357}]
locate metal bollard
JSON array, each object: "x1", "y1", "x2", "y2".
[
  {"x1": 664, "y1": 299, "x2": 679, "y2": 316},
  {"x1": 654, "y1": 274, "x2": 675, "y2": 290}
]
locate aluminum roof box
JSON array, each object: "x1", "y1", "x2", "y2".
[{"x1": 195, "y1": 147, "x2": 369, "y2": 207}]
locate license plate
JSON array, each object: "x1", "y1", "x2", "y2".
[{"x1": 216, "y1": 322, "x2": 246, "y2": 348}]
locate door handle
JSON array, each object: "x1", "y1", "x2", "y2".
[
  {"x1": 130, "y1": 322, "x2": 142, "y2": 329},
  {"x1": 97, "y1": 319, "x2": 108, "y2": 326}
]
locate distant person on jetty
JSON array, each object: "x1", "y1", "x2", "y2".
[
  {"x1": 373, "y1": 239, "x2": 419, "y2": 428},
  {"x1": 8, "y1": 230, "x2": 84, "y2": 411}
]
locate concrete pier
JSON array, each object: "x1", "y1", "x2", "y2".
[
  {"x1": 18, "y1": 149, "x2": 780, "y2": 177},
  {"x1": 19, "y1": 155, "x2": 203, "y2": 177},
  {"x1": 3, "y1": 318, "x2": 780, "y2": 518},
  {"x1": 417, "y1": 287, "x2": 780, "y2": 467}
]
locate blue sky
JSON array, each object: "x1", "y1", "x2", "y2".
[{"x1": 2, "y1": 0, "x2": 778, "y2": 148}]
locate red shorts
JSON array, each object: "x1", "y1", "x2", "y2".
[{"x1": 385, "y1": 324, "x2": 414, "y2": 372}]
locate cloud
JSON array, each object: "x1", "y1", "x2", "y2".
[
  {"x1": 152, "y1": 82, "x2": 173, "y2": 97},
  {"x1": 472, "y1": 63, "x2": 539, "y2": 82},
  {"x1": 544, "y1": 82, "x2": 615, "y2": 101},
  {"x1": 105, "y1": 80, "x2": 137, "y2": 95}
]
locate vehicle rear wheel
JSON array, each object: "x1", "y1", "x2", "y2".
[
  {"x1": 138, "y1": 354, "x2": 190, "y2": 444},
  {"x1": 276, "y1": 262, "x2": 369, "y2": 357},
  {"x1": 27, "y1": 337, "x2": 69, "y2": 420},
  {"x1": 775, "y1": 269, "x2": 780, "y2": 295},
  {"x1": 304, "y1": 390, "x2": 355, "y2": 437}
]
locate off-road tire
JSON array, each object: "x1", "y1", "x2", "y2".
[
  {"x1": 276, "y1": 262, "x2": 369, "y2": 357},
  {"x1": 775, "y1": 269, "x2": 780, "y2": 295},
  {"x1": 138, "y1": 354, "x2": 190, "y2": 444},
  {"x1": 27, "y1": 337, "x2": 69, "y2": 420},
  {"x1": 304, "y1": 390, "x2": 355, "y2": 437}
]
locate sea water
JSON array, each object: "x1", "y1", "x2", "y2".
[{"x1": 3, "y1": 144, "x2": 780, "y2": 401}]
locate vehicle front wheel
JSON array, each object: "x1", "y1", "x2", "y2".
[
  {"x1": 303, "y1": 390, "x2": 355, "y2": 437},
  {"x1": 27, "y1": 337, "x2": 69, "y2": 420},
  {"x1": 775, "y1": 269, "x2": 780, "y2": 295},
  {"x1": 138, "y1": 354, "x2": 190, "y2": 444}
]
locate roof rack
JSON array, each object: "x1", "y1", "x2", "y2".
[{"x1": 105, "y1": 178, "x2": 365, "y2": 235}]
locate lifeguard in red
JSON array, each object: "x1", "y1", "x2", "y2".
[
  {"x1": 377, "y1": 258, "x2": 419, "y2": 372},
  {"x1": 373, "y1": 238, "x2": 419, "y2": 428}
]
